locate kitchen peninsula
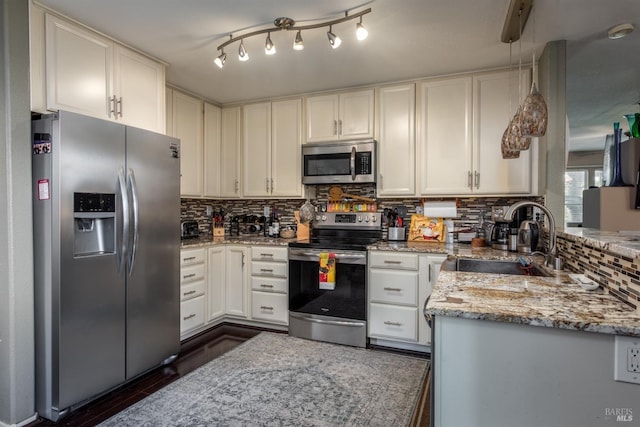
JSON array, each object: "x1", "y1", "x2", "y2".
[{"x1": 425, "y1": 227, "x2": 640, "y2": 427}]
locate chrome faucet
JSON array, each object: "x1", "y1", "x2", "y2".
[{"x1": 503, "y1": 201, "x2": 563, "y2": 270}]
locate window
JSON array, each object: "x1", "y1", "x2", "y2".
[{"x1": 564, "y1": 168, "x2": 603, "y2": 226}]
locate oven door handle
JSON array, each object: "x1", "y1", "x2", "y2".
[
  {"x1": 289, "y1": 250, "x2": 366, "y2": 264},
  {"x1": 290, "y1": 312, "x2": 366, "y2": 328},
  {"x1": 350, "y1": 146, "x2": 356, "y2": 181}
]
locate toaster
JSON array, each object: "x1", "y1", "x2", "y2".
[{"x1": 180, "y1": 220, "x2": 200, "y2": 239}]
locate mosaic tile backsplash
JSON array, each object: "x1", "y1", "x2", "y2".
[
  {"x1": 181, "y1": 183, "x2": 543, "y2": 239},
  {"x1": 558, "y1": 237, "x2": 640, "y2": 311}
]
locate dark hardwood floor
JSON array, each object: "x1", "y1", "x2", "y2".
[{"x1": 27, "y1": 324, "x2": 430, "y2": 426}]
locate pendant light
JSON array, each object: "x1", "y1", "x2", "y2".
[
  {"x1": 327, "y1": 25, "x2": 342, "y2": 49},
  {"x1": 214, "y1": 50, "x2": 226, "y2": 68},
  {"x1": 356, "y1": 16, "x2": 368, "y2": 40},
  {"x1": 265, "y1": 32, "x2": 276, "y2": 55},
  {"x1": 507, "y1": 5, "x2": 531, "y2": 151},
  {"x1": 520, "y1": 3, "x2": 548, "y2": 137},
  {"x1": 238, "y1": 40, "x2": 249, "y2": 61},
  {"x1": 501, "y1": 40, "x2": 521, "y2": 159}
]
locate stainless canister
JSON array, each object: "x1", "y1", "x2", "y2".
[{"x1": 387, "y1": 227, "x2": 406, "y2": 241}]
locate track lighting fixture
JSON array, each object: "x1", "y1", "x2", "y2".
[
  {"x1": 327, "y1": 26, "x2": 342, "y2": 49},
  {"x1": 356, "y1": 17, "x2": 368, "y2": 41},
  {"x1": 213, "y1": 6, "x2": 370, "y2": 68},
  {"x1": 214, "y1": 50, "x2": 226, "y2": 68},
  {"x1": 265, "y1": 32, "x2": 276, "y2": 55},
  {"x1": 238, "y1": 40, "x2": 249, "y2": 61},
  {"x1": 293, "y1": 30, "x2": 304, "y2": 51}
]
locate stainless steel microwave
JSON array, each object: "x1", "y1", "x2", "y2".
[{"x1": 302, "y1": 140, "x2": 376, "y2": 185}]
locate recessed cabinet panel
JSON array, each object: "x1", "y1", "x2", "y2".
[
  {"x1": 251, "y1": 291, "x2": 288, "y2": 324},
  {"x1": 180, "y1": 296, "x2": 205, "y2": 333},
  {"x1": 369, "y1": 270, "x2": 419, "y2": 306},
  {"x1": 171, "y1": 90, "x2": 203, "y2": 197},
  {"x1": 243, "y1": 103, "x2": 271, "y2": 197},
  {"x1": 369, "y1": 251, "x2": 419, "y2": 270},
  {"x1": 369, "y1": 303, "x2": 418, "y2": 342},
  {"x1": 220, "y1": 107, "x2": 242, "y2": 198}
]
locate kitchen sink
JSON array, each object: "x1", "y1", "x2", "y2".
[{"x1": 441, "y1": 258, "x2": 549, "y2": 277}]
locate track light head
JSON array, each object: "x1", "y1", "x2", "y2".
[
  {"x1": 293, "y1": 30, "x2": 304, "y2": 51},
  {"x1": 327, "y1": 26, "x2": 342, "y2": 49},
  {"x1": 238, "y1": 40, "x2": 249, "y2": 61},
  {"x1": 214, "y1": 51, "x2": 226, "y2": 68},
  {"x1": 356, "y1": 17, "x2": 368, "y2": 41},
  {"x1": 265, "y1": 32, "x2": 276, "y2": 55}
]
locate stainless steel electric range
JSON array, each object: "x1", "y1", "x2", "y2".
[{"x1": 288, "y1": 212, "x2": 382, "y2": 347}]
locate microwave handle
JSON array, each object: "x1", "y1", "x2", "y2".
[{"x1": 350, "y1": 146, "x2": 356, "y2": 181}]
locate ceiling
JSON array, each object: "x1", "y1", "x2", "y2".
[{"x1": 35, "y1": 0, "x2": 640, "y2": 151}]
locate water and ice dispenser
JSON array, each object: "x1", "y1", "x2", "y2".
[{"x1": 73, "y1": 192, "x2": 116, "y2": 257}]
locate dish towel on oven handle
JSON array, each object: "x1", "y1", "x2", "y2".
[{"x1": 319, "y1": 252, "x2": 336, "y2": 290}]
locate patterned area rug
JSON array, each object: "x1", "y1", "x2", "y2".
[{"x1": 99, "y1": 332, "x2": 429, "y2": 426}]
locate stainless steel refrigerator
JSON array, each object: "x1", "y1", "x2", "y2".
[{"x1": 32, "y1": 111, "x2": 181, "y2": 421}]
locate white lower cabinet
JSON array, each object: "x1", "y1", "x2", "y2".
[
  {"x1": 368, "y1": 250, "x2": 446, "y2": 350},
  {"x1": 207, "y1": 246, "x2": 225, "y2": 322},
  {"x1": 180, "y1": 248, "x2": 206, "y2": 337},
  {"x1": 226, "y1": 245, "x2": 249, "y2": 319},
  {"x1": 250, "y1": 246, "x2": 288, "y2": 325}
]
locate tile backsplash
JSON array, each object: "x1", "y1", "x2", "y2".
[
  {"x1": 558, "y1": 237, "x2": 640, "y2": 311},
  {"x1": 181, "y1": 184, "x2": 543, "y2": 238}
]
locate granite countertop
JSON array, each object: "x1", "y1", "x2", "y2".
[
  {"x1": 368, "y1": 241, "x2": 527, "y2": 260},
  {"x1": 426, "y1": 269, "x2": 640, "y2": 337},
  {"x1": 181, "y1": 235, "x2": 295, "y2": 248},
  {"x1": 560, "y1": 227, "x2": 640, "y2": 259}
]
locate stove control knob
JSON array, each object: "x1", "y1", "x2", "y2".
[
  {"x1": 357, "y1": 215, "x2": 363, "y2": 222},
  {"x1": 371, "y1": 216, "x2": 377, "y2": 222},
  {"x1": 315, "y1": 214, "x2": 321, "y2": 221},
  {"x1": 322, "y1": 214, "x2": 327, "y2": 221},
  {"x1": 364, "y1": 216, "x2": 370, "y2": 222}
]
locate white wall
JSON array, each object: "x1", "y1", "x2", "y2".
[{"x1": 0, "y1": 0, "x2": 36, "y2": 425}]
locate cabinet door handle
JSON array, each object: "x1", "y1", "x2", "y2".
[
  {"x1": 117, "y1": 97, "x2": 123, "y2": 117},
  {"x1": 183, "y1": 290, "x2": 197, "y2": 296},
  {"x1": 260, "y1": 253, "x2": 274, "y2": 257},
  {"x1": 428, "y1": 264, "x2": 432, "y2": 282},
  {"x1": 384, "y1": 321, "x2": 403, "y2": 326},
  {"x1": 260, "y1": 284, "x2": 274, "y2": 288},
  {"x1": 338, "y1": 119, "x2": 343, "y2": 135},
  {"x1": 333, "y1": 120, "x2": 338, "y2": 135},
  {"x1": 260, "y1": 306, "x2": 274, "y2": 311},
  {"x1": 108, "y1": 95, "x2": 117, "y2": 118},
  {"x1": 383, "y1": 260, "x2": 402, "y2": 265},
  {"x1": 241, "y1": 253, "x2": 245, "y2": 268},
  {"x1": 183, "y1": 314, "x2": 196, "y2": 320},
  {"x1": 183, "y1": 273, "x2": 196, "y2": 279},
  {"x1": 266, "y1": 178, "x2": 269, "y2": 192},
  {"x1": 235, "y1": 179, "x2": 239, "y2": 194},
  {"x1": 260, "y1": 268, "x2": 273, "y2": 273},
  {"x1": 183, "y1": 256, "x2": 196, "y2": 261},
  {"x1": 474, "y1": 171, "x2": 480, "y2": 189},
  {"x1": 271, "y1": 178, "x2": 274, "y2": 194},
  {"x1": 468, "y1": 171, "x2": 472, "y2": 188},
  {"x1": 383, "y1": 287, "x2": 402, "y2": 292}
]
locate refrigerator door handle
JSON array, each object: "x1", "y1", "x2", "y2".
[
  {"x1": 127, "y1": 168, "x2": 140, "y2": 276},
  {"x1": 117, "y1": 167, "x2": 129, "y2": 275}
]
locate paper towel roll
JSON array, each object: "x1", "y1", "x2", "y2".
[{"x1": 423, "y1": 201, "x2": 457, "y2": 218}]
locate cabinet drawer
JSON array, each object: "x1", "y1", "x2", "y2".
[
  {"x1": 369, "y1": 303, "x2": 418, "y2": 342},
  {"x1": 180, "y1": 248, "x2": 205, "y2": 266},
  {"x1": 180, "y1": 280, "x2": 205, "y2": 301},
  {"x1": 180, "y1": 263, "x2": 205, "y2": 284},
  {"x1": 369, "y1": 270, "x2": 419, "y2": 306},
  {"x1": 251, "y1": 275, "x2": 288, "y2": 293},
  {"x1": 251, "y1": 261, "x2": 287, "y2": 278},
  {"x1": 251, "y1": 291, "x2": 288, "y2": 324},
  {"x1": 180, "y1": 296, "x2": 205, "y2": 333},
  {"x1": 369, "y1": 251, "x2": 418, "y2": 270},
  {"x1": 252, "y1": 246, "x2": 288, "y2": 262}
]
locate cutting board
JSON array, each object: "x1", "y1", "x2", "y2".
[{"x1": 294, "y1": 211, "x2": 310, "y2": 240}]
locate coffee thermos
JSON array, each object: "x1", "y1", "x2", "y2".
[{"x1": 517, "y1": 220, "x2": 539, "y2": 253}]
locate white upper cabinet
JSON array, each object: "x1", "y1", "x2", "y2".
[
  {"x1": 43, "y1": 13, "x2": 165, "y2": 133},
  {"x1": 306, "y1": 90, "x2": 374, "y2": 142},
  {"x1": 418, "y1": 77, "x2": 473, "y2": 195},
  {"x1": 377, "y1": 84, "x2": 416, "y2": 196},
  {"x1": 220, "y1": 107, "x2": 242, "y2": 198},
  {"x1": 242, "y1": 100, "x2": 302, "y2": 198},
  {"x1": 204, "y1": 103, "x2": 222, "y2": 197},
  {"x1": 168, "y1": 89, "x2": 203, "y2": 197},
  {"x1": 416, "y1": 69, "x2": 534, "y2": 196},
  {"x1": 472, "y1": 70, "x2": 533, "y2": 194}
]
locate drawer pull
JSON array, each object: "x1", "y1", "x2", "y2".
[
  {"x1": 183, "y1": 273, "x2": 196, "y2": 279},
  {"x1": 183, "y1": 256, "x2": 196, "y2": 261},
  {"x1": 183, "y1": 314, "x2": 196, "y2": 320},
  {"x1": 260, "y1": 284, "x2": 274, "y2": 288},
  {"x1": 260, "y1": 253, "x2": 274, "y2": 257},
  {"x1": 260, "y1": 306, "x2": 274, "y2": 311},
  {"x1": 384, "y1": 321, "x2": 403, "y2": 326},
  {"x1": 383, "y1": 260, "x2": 402, "y2": 265},
  {"x1": 260, "y1": 268, "x2": 274, "y2": 273},
  {"x1": 383, "y1": 287, "x2": 402, "y2": 292},
  {"x1": 183, "y1": 290, "x2": 196, "y2": 296}
]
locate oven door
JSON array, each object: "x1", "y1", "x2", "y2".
[
  {"x1": 288, "y1": 248, "x2": 366, "y2": 319},
  {"x1": 288, "y1": 247, "x2": 367, "y2": 347}
]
